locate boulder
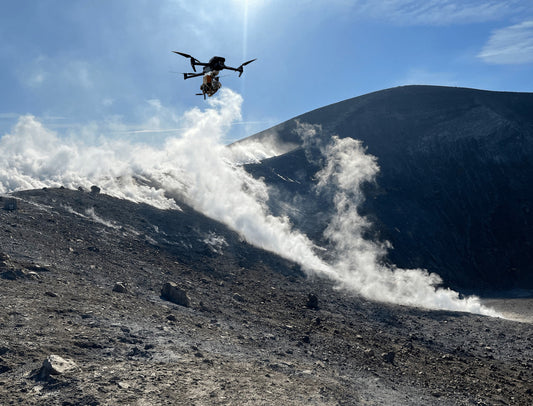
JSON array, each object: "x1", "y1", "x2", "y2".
[
  {"x1": 166, "y1": 314, "x2": 177, "y2": 322},
  {"x1": 38, "y1": 355, "x2": 77, "y2": 379},
  {"x1": 381, "y1": 351, "x2": 396, "y2": 364},
  {"x1": 306, "y1": 293, "x2": 319, "y2": 310},
  {"x1": 112, "y1": 282, "x2": 128, "y2": 293},
  {"x1": 161, "y1": 282, "x2": 190, "y2": 307},
  {"x1": 1, "y1": 268, "x2": 40, "y2": 281}
]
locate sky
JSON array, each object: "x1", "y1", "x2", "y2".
[{"x1": 1, "y1": 0, "x2": 533, "y2": 143}]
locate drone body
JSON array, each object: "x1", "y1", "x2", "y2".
[{"x1": 173, "y1": 51, "x2": 256, "y2": 99}]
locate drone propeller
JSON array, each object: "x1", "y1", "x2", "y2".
[
  {"x1": 173, "y1": 51, "x2": 200, "y2": 72},
  {"x1": 237, "y1": 58, "x2": 257, "y2": 77}
]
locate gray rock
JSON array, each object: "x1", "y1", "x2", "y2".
[
  {"x1": 166, "y1": 314, "x2": 177, "y2": 322},
  {"x1": 1, "y1": 268, "x2": 40, "y2": 281},
  {"x1": 113, "y1": 282, "x2": 128, "y2": 293},
  {"x1": 161, "y1": 282, "x2": 190, "y2": 307},
  {"x1": 39, "y1": 355, "x2": 77, "y2": 379},
  {"x1": 306, "y1": 293, "x2": 319, "y2": 310},
  {"x1": 381, "y1": 351, "x2": 396, "y2": 364}
]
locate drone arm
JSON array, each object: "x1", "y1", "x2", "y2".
[
  {"x1": 222, "y1": 65, "x2": 246, "y2": 78},
  {"x1": 183, "y1": 72, "x2": 204, "y2": 80},
  {"x1": 225, "y1": 58, "x2": 257, "y2": 77},
  {"x1": 222, "y1": 63, "x2": 238, "y2": 70},
  {"x1": 223, "y1": 65, "x2": 239, "y2": 72}
]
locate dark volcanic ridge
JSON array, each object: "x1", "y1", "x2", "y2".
[
  {"x1": 239, "y1": 85, "x2": 533, "y2": 293},
  {"x1": 1, "y1": 187, "x2": 532, "y2": 405}
]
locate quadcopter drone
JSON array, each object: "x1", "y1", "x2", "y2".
[{"x1": 173, "y1": 51, "x2": 256, "y2": 99}]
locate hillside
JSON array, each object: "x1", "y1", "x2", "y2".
[
  {"x1": 0, "y1": 188, "x2": 532, "y2": 405},
  {"x1": 240, "y1": 85, "x2": 533, "y2": 292}
]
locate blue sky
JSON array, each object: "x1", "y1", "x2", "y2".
[{"x1": 1, "y1": 0, "x2": 533, "y2": 142}]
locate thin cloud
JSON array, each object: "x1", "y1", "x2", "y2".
[
  {"x1": 113, "y1": 128, "x2": 185, "y2": 135},
  {"x1": 478, "y1": 20, "x2": 533, "y2": 64},
  {"x1": 19, "y1": 56, "x2": 96, "y2": 90},
  {"x1": 344, "y1": 0, "x2": 524, "y2": 26}
]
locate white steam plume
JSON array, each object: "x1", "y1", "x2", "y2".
[
  {"x1": 0, "y1": 90, "x2": 495, "y2": 315},
  {"x1": 297, "y1": 123, "x2": 496, "y2": 316},
  {"x1": 0, "y1": 89, "x2": 332, "y2": 277},
  {"x1": 0, "y1": 113, "x2": 177, "y2": 208}
]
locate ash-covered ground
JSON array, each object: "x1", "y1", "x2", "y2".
[{"x1": 1, "y1": 188, "x2": 532, "y2": 405}]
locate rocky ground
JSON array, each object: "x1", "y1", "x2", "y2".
[{"x1": 1, "y1": 188, "x2": 532, "y2": 405}]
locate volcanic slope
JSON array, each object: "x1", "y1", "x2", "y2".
[
  {"x1": 0, "y1": 188, "x2": 532, "y2": 405},
  {"x1": 239, "y1": 85, "x2": 533, "y2": 293}
]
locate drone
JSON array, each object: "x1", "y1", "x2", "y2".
[{"x1": 173, "y1": 51, "x2": 256, "y2": 99}]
